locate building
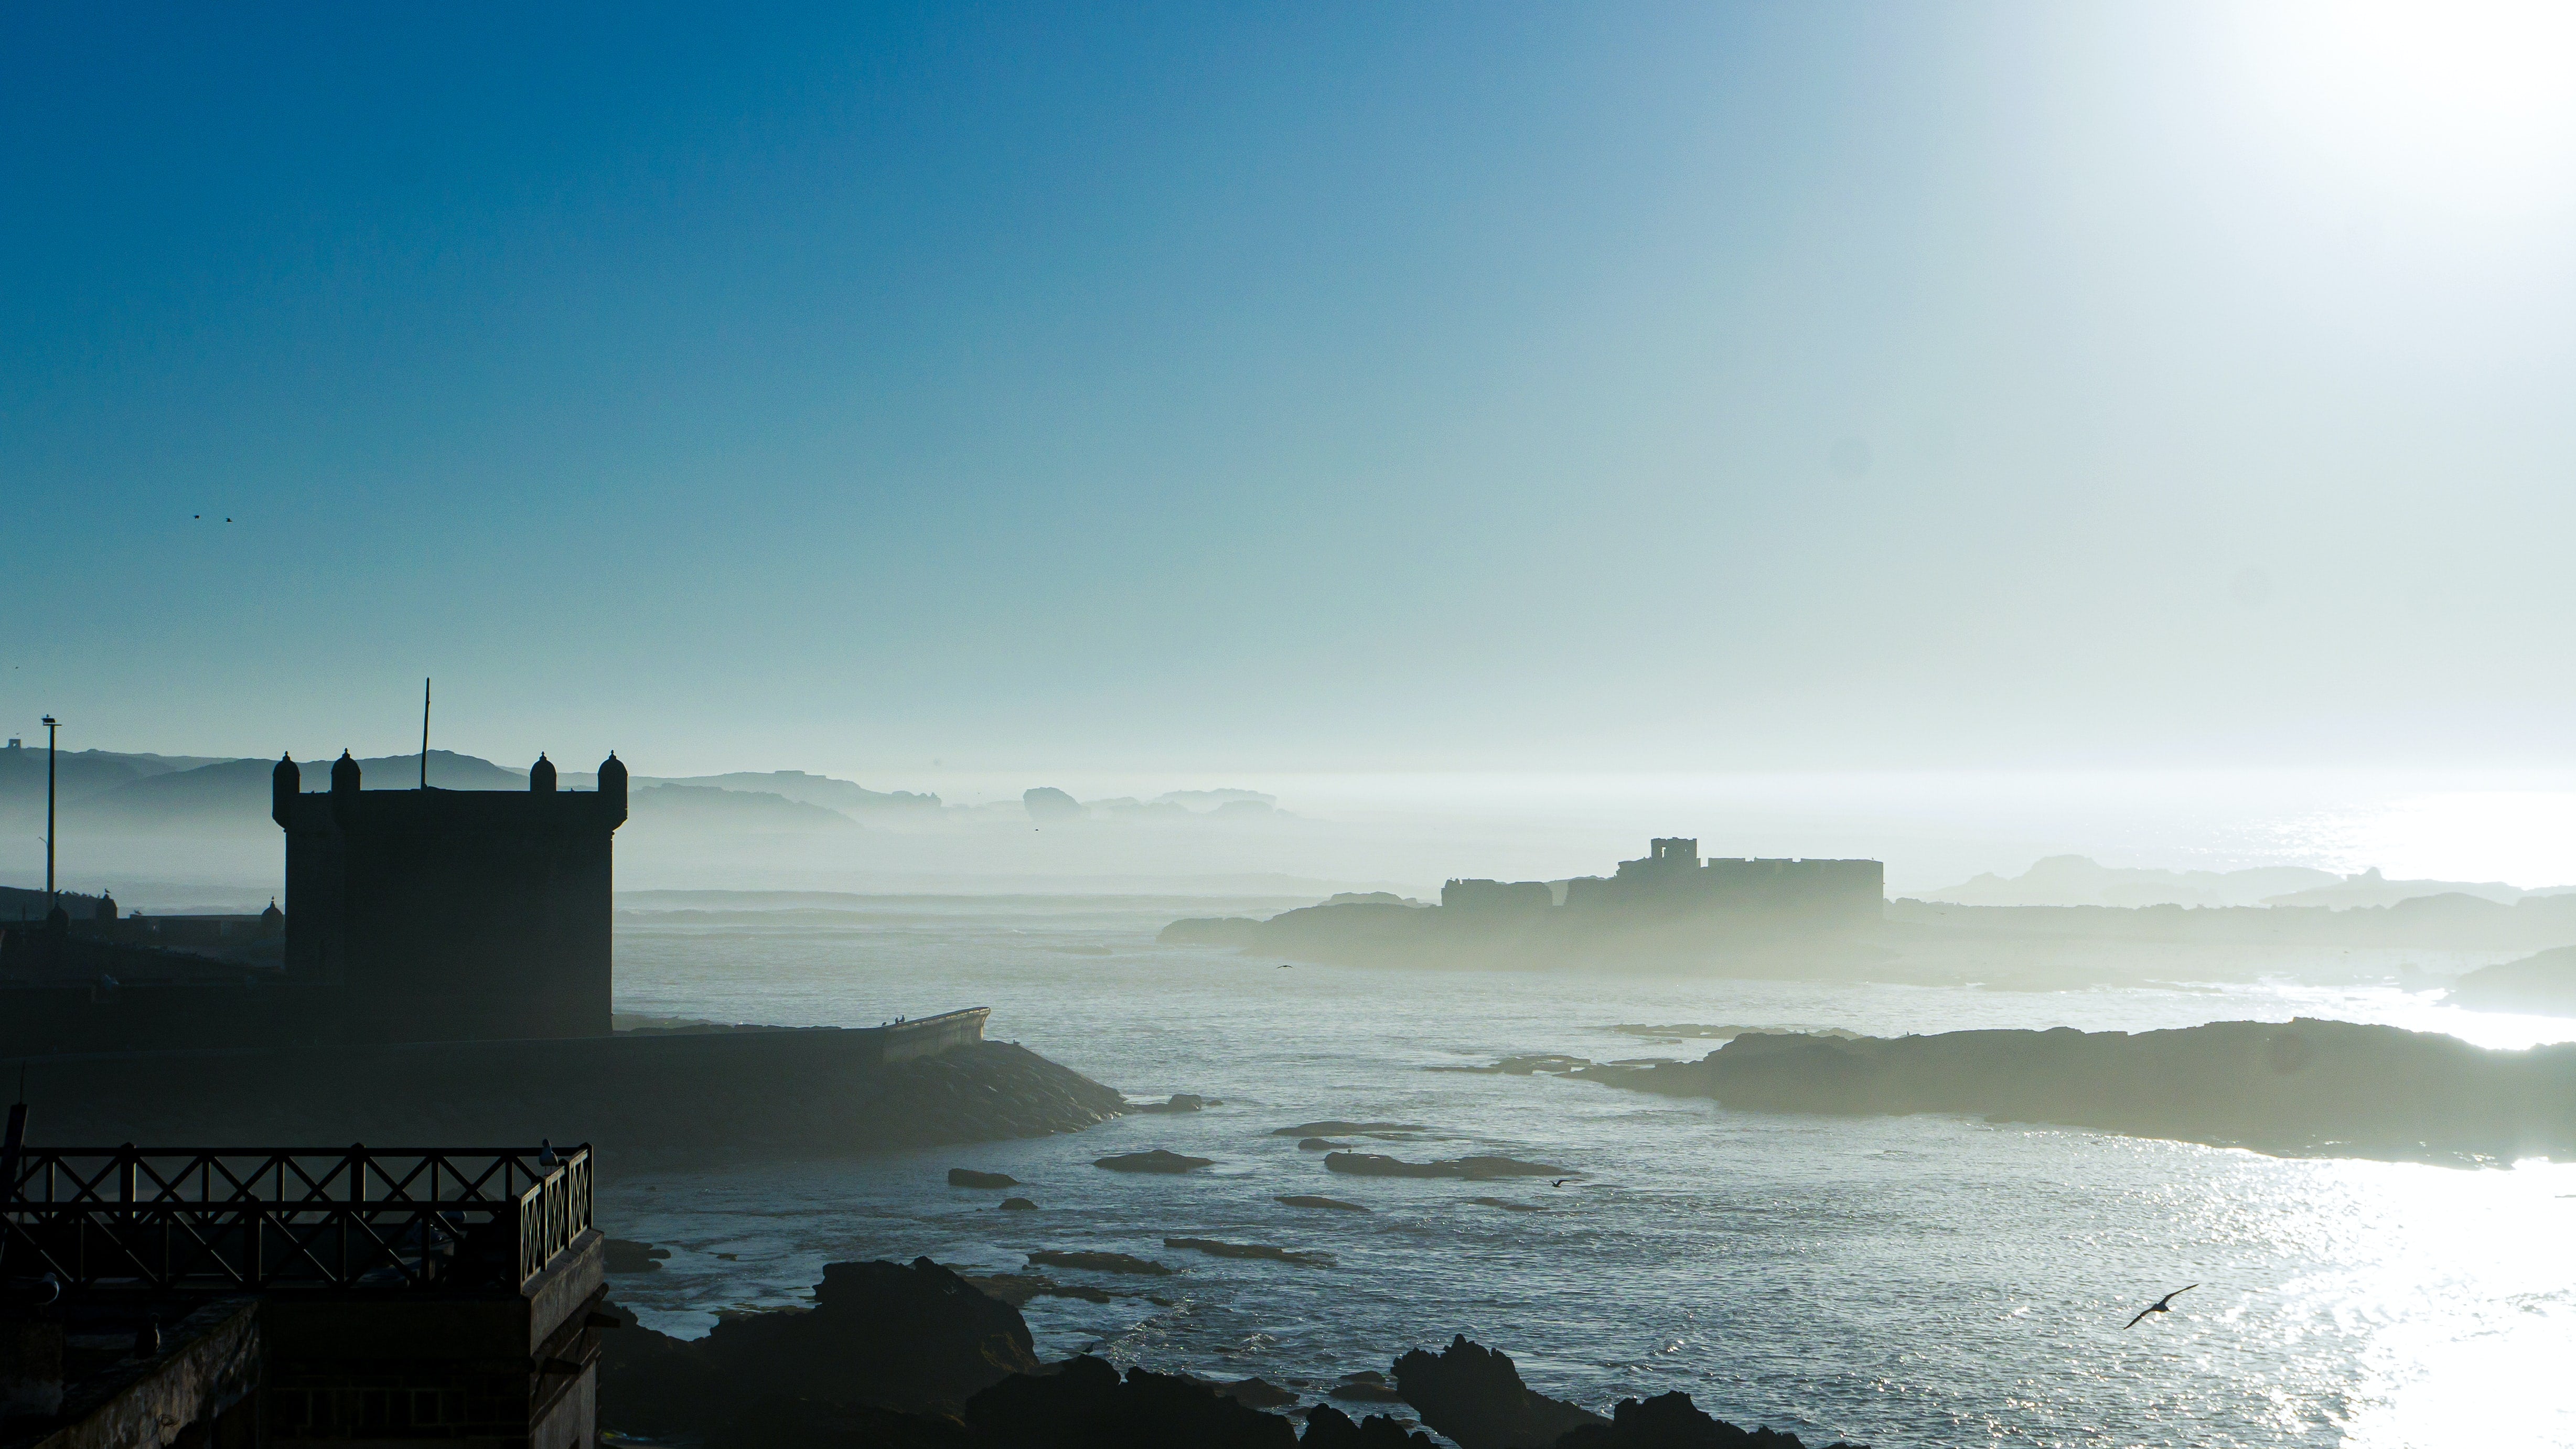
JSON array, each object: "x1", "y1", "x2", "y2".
[
  {"x1": 1563, "y1": 837, "x2": 1883, "y2": 925},
  {"x1": 273, "y1": 750, "x2": 627, "y2": 1044}
]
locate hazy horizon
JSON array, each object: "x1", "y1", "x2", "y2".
[{"x1": 8, "y1": 2, "x2": 2576, "y2": 779}]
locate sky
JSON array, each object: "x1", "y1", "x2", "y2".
[{"x1": 5, "y1": 2, "x2": 2575, "y2": 780}]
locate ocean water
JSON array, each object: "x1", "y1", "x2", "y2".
[{"x1": 598, "y1": 897, "x2": 2576, "y2": 1448}]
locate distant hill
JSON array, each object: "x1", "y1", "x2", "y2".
[
  {"x1": 628, "y1": 784, "x2": 855, "y2": 831},
  {"x1": 634, "y1": 770, "x2": 936, "y2": 812},
  {"x1": 1925, "y1": 855, "x2": 2338, "y2": 907},
  {"x1": 0, "y1": 746, "x2": 231, "y2": 812},
  {"x1": 69, "y1": 749, "x2": 532, "y2": 830},
  {"x1": 2260, "y1": 866, "x2": 2525, "y2": 909}
]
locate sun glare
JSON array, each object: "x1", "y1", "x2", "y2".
[{"x1": 2228, "y1": 0, "x2": 2576, "y2": 210}]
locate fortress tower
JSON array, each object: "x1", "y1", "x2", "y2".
[{"x1": 272, "y1": 750, "x2": 628, "y2": 1043}]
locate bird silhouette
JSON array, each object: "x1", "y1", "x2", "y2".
[
  {"x1": 1551, "y1": 1178, "x2": 1571, "y2": 1187},
  {"x1": 538, "y1": 1138, "x2": 559, "y2": 1170},
  {"x1": 2124, "y1": 1284, "x2": 2197, "y2": 1329}
]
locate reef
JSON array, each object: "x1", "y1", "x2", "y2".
[
  {"x1": 1577, "y1": 1017, "x2": 2576, "y2": 1162},
  {"x1": 1325, "y1": 1152, "x2": 1572, "y2": 1180},
  {"x1": 597, "y1": 1260, "x2": 1865, "y2": 1448},
  {"x1": 2448, "y1": 946, "x2": 2576, "y2": 1016}
]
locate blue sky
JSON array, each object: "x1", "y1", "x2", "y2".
[{"x1": 5, "y1": 3, "x2": 2573, "y2": 778}]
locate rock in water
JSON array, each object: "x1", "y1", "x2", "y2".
[
  {"x1": 1468, "y1": 1197, "x2": 1545, "y2": 1213},
  {"x1": 690, "y1": 1257, "x2": 1038, "y2": 1415},
  {"x1": 1276, "y1": 1194, "x2": 1370, "y2": 1212},
  {"x1": 1392, "y1": 1336, "x2": 1606, "y2": 1449},
  {"x1": 968, "y1": 1355, "x2": 1298, "y2": 1449},
  {"x1": 1094, "y1": 1149, "x2": 1215, "y2": 1173},
  {"x1": 949, "y1": 1167, "x2": 1021, "y2": 1188},
  {"x1": 1027, "y1": 1249, "x2": 1175, "y2": 1276},
  {"x1": 999, "y1": 1196, "x2": 1038, "y2": 1211},
  {"x1": 603, "y1": 1237, "x2": 671, "y2": 1272},
  {"x1": 1299, "y1": 1137, "x2": 1350, "y2": 1151},
  {"x1": 1271, "y1": 1121, "x2": 1428, "y2": 1137},
  {"x1": 1325, "y1": 1152, "x2": 1572, "y2": 1181},
  {"x1": 1554, "y1": 1389, "x2": 1859, "y2": 1448},
  {"x1": 1165, "y1": 1237, "x2": 1334, "y2": 1266},
  {"x1": 1132, "y1": 1093, "x2": 1211, "y2": 1113},
  {"x1": 1302, "y1": 1403, "x2": 1439, "y2": 1447}
]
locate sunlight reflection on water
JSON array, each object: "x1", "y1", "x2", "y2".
[{"x1": 600, "y1": 899, "x2": 2576, "y2": 1447}]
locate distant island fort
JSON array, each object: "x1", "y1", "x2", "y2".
[{"x1": 1164, "y1": 838, "x2": 1885, "y2": 967}]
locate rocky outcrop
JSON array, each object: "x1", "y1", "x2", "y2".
[
  {"x1": 1577, "y1": 1017, "x2": 2576, "y2": 1162},
  {"x1": 1271, "y1": 1121, "x2": 1426, "y2": 1137},
  {"x1": 600, "y1": 1295, "x2": 1861, "y2": 1449},
  {"x1": 1555, "y1": 1391, "x2": 1850, "y2": 1447},
  {"x1": 1165, "y1": 1237, "x2": 1333, "y2": 1266},
  {"x1": 951, "y1": 1168, "x2": 1021, "y2": 1188},
  {"x1": 1026, "y1": 1249, "x2": 1172, "y2": 1276},
  {"x1": 969, "y1": 1356, "x2": 1297, "y2": 1448},
  {"x1": 1094, "y1": 1149, "x2": 1214, "y2": 1173},
  {"x1": 1325, "y1": 1153, "x2": 1571, "y2": 1181},
  {"x1": 1302, "y1": 1404, "x2": 1438, "y2": 1447},
  {"x1": 1276, "y1": 1194, "x2": 1369, "y2": 1212},
  {"x1": 1393, "y1": 1336, "x2": 1605, "y2": 1449},
  {"x1": 2449, "y1": 946, "x2": 2576, "y2": 1016}
]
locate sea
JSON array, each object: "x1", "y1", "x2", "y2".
[{"x1": 597, "y1": 894, "x2": 2576, "y2": 1449}]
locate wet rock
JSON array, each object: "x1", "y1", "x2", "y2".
[
  {"x1": 1427, "y1": 1055, "x2": 1594, "y2": 1076},
  {"x1": 1027, "y1": 1249, "x2": 1174, "y2": 1276},
  {"x1": 1094, "y1": 1149, "x2": 1215, "y2": 1174},
  {"x1": 1325, "y1": 1153, "x2": 1572, "y2": 1181},
  {"x1": 1468, "y1": 1197, "x2": 1546, "y2": 1212},
  {"x1": 951, "y1": 1168, "x2": 1022, "y2": 1189},
  {"x1": 967, "y1": 1354, "x2": 1299, "y2": 1449},
  {"x1": 1303, "y1": 1404, "x2": 1439, "y2": 1447},
  {"x1": 1201, "y1": 1375, "x2": 1300, "y2": 1409},
  {"x1": 1132, "y1": 1093, "x2": 1214, "y2": 1113},
  {"x1": 1554, "y1": 1390, "x2": 1862, "y2": 1448},
  {"x1": 1164, "y1": 1237, "x2": 1334, "y2": 1266},
  {"x1": 1392, "y1": 1336, "x2": 1606, "y2": 1449},
  {"x1": 1272, "y1": 1121, "x2": 1427, "y2": 1137},
  {"x1": 1276, "y1": 1194, "x2": 1370, "y2": 1212},
  {"x1": 603, "y1": 1237, "x2": 671, "y2": 1272},
  {"x1": 1330, "y1": 1370, "x2": 1407, "y2": 1404},
  {"x1": 1300, "y1": 1137, "x2": 1349, "y2": 1150},
  {"x1": 999, "y1": 1197, "x2": 1039, "y2": 1211},
  {"x1": 695, "y1": 1257, "x2": 1039, "y2": 1414}
]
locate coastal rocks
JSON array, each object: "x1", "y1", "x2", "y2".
[
  {"x1": 1431, "y1": 1054, "x2": 1593, "y2": 1076},
  {"x1": 603, "y1": 1237, "x2": 670, "y2": 1272},
  {"x1": 1577, "y1": 1016, "x2": 2576, "y2": 1162},
  {"x1": 963, "y1": 1273, "x2": 1112, "y2": 1306},
  {"x1": 1165, "y1": 1237, "x2": 1333, "y2": 1266},
  {"x1": 1094, "y1": 1149, "x2": 1215, "y2": 1174},
  {"x1": 1199, "y1": 1375, "x2": 1300, "y2": 1409},
  {"x1": 1272, "y1": 1121, "x2": 1426, "y2": 1137},
  {"x1": 999, "y1": 1196, "x2": 1038, "y2": 1211},
  {"x1": 1393, "y1": 1336, "x2": 1606, "y2": 1449},
  {"x1": 1132, "y1": 1093, "x2": 1215, "y2": 1113},
  {"x1": 1302, "y1": 1404, "x2": 1438, "y2": 1447},
  {"x1": 1557, "y1": 1391, "x2": 1867, "y2": 1448},
  {"x1": 2448, "y1": 946, "x2": 2576, "y2": 1015},
  {"x1": 951, "y1": 1168, "x2": 1021, "y2": 1188},
  {"x1": 1027, "y1": 1249, "x2": 1173, "y2": 1276},
  {"x1": 1330, "y1": 1370, "x2": 1407, "y2": 1403},
  {"x1": 1468, "y1": 1197, "x2": 1545, "y2": 1212},
  {"x1": 595, "y1": 1257, "x2": 1039, "y2": 1444},
  {"x1": 968, "y1": 1355, "x2": 1298, "y2": 1449},
  {"x1": 1300, "y1": 1138, "x2": 1348, "y2": 1150},
  {"x1": 1276, "y1": 1194, "x2": 1370, "y2": 1212},
  {"x1": 694, "y1": 1257, "x2": 1039, "y2": 1413},
  {"x1": 1325, "y1": 1152, "x2": 1572, "y2": 1181},
  {"x1": 1159, "y1": 916, "x2": 1264, "y2": 948}
]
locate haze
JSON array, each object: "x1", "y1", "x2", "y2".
[{"x1": 8, "y1": 2, "x2": 2575, "y2": 781}]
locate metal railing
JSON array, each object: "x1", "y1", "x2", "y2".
[{"x1": 0, "y1": 1144, "x2": 591, "y2": 1293}]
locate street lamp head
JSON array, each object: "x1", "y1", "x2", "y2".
[{"x1": 40, "y1": 716, "x2": 56, "y2": 727}]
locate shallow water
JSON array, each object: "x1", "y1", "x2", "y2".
[{"x1": 599, "y1": 897, "x2": 2576, "y2": 1447}]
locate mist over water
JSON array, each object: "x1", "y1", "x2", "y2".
[{"x1": 599, "y1": 897, "x2": 2576, "y2": 1448}]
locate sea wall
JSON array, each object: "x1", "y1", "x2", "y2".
[
  {"x1": 5, "y1": 1011, "x2": 1127, "y2": 1167},
  {"x1": 1579, "y1": 1017, "x2": 2576, "y2": 1162}
]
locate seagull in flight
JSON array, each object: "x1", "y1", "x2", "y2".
[
  {"x1": 1550, "y1": 1178, "x2": 1571, "y2": 1187},
  {"x1": 2124, "y1": 1285, "x2": 2197, "y2": 1329}
]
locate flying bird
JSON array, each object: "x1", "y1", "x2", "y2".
[
  {"x1": 2124, "y1": 1284, "x2": 2197, "y2": 1329},
  {"x1": 1551, "y1": 1178, "x2": 1571, "y2": 1187}
]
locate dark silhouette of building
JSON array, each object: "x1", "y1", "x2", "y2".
[
  {"x1": 272, "y1": 749, "x2": 627, "y2": 1043},
  {"x1": 1563, "y1": 836, "x2": 1882, "y2": 922}
]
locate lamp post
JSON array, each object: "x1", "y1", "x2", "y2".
[{"x1": 40, "y1": 715, "x2": 58, "y2": 903}]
